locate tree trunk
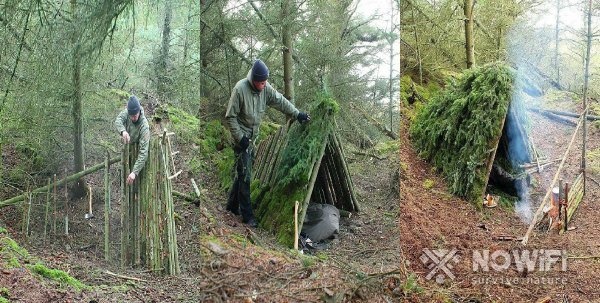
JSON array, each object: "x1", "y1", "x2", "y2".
[
  {"x1": 282, "y1": 0, "x2": 294, "y2": 101},
  {"x1": 388, "y1": 0, "x2": 395, "y2": 132},
  {"x1": 464, "y1": 0, "x2": 475, "y2": 68},
  {"x1": 554, "y1": 0, "x2": 561, "y2": 84},
  {"x1": 582, "y1": 0, "x2": 592, "y2": 197},
  {"x1": 157, "y1": 0, "x2": 173, "y2": 99},
  {"x1": 410, "y1": 8, "x2": 423, "y2": 84},
  {"x1": 71, "y1": 0, "x2": 86, "y2": 198}
]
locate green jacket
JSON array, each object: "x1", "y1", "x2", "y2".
[
  {"x1": 114, "y1": 107, "x2": 150, "y2": 175},
  {"x1": 225, "y1": 69, "x2": 300, "y2": 144}
]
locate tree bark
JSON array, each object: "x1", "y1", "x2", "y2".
[
  {"x1": 71, "y1": 0, "x2": 86, "y2": 198},
  {"x1": 582, "y1": 0, "x2": 592, "y2": 197},
  {"x1": 554, "y1": 0, "x2": 561, "y2": 84},
  {"x1": 282, "y1": 0, "x2": 295, "y2": 101},
  {"x1": 388, "y1": 0, "x2": 396, "y2": 132},
  {"x1": 464, "y1": 0, "x2": 475, "y2": 68},
  {"x1": 157, "y1": 0, "x2": 173, "y2": 99}
]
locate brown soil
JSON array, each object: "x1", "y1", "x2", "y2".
[
  {"x1": 400, "y1": 97, "x2": 600, "y2": 302},
  {"x1": 0, "y1": 130, "x2": 402, "y2": 302}
]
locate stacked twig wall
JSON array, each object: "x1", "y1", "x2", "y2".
[
  {"x1": 565, "y1": 173, "x2": 584, "y2": 225},
  {"x1": 121, "y1": 132, "x2": 180, "y2": 275}
]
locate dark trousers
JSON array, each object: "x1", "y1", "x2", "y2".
[{"x1": 226, "y1": 147, "x2": 254, "y2": 222}]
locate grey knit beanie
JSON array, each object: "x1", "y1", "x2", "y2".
[
  {"x1": 127, "y1": 95, "x2": 141, "y2": 116},
  {"x1": 251, "y1": 59, "x2": 269, "y2": 82}
]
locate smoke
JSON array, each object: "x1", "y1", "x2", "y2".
[
  {"x1": 514, "y1": 180, "x2": 533, "y2": 224},
  {"x1": 506, "y1": 27, "x2": 539, "y2": 224}
]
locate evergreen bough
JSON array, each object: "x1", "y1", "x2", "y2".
[{"x1": 410, "y1": 63, "x2": 516, "y2": 203}]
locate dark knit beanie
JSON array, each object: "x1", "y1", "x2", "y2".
[
  {"x1": 127, "y1": 95, "x2": 141, "y2": 116},
  {"x1": 251, "y1": 59, "x2": 269, "y2": 82}
]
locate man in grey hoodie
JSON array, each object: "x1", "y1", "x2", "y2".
[
  {"x1": 115, "y1": 95, "x2": 150, "y2": 185},
  {"x1": 225, "y1": 59, "x2": 310, "y2": 227}
]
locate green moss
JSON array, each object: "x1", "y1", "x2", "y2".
[
  {"x1": 401, "y1": 273, "x2": 423, "y2": 296},
  {"x1": 0, "y1": 227, "x2": 6, "y2": 234},
  {"x1": 217, "y1": 147, "x2": 235, "y2": 191},
  {"x1": 0, "y1": 297, "x2": 8, "y2": 303},
  {"x1": 1, "y1": 237, "x2": 29, "y2": 258},
  {"x1": 166, "y1": 105, "x2": 200, "y2": 145},
  {"x1": 111, "y1": 284, "x2": 130, "y2": 292},
  {"x1": 400, "y1": 162, "x2": 408, "y2": 172},
  {"x1": 410, "y1": 63, "x2": 519, "y2": 203},
  {"x1": 7, "y1": 257, "x2": 20, "y2": 268},
  {"x1": 316, "y1": 252, "x2": 328, "y2": 261},
  {"x1": 29, "y1": 263, "x2": 88, "y2": 291},
  {"x1": 300, "y1": 255, "x2": 316, "y2": 268},
  {"x1": 0, "y1": 287, "x2": 9, "y2": 299},
  {"x1": 257, "y1": 122, "x2": 280, "y2": 143},
  {"x1": 230, "y1": 233, "x2": 248, "y2": 245},
  {"x1": 588, "y1": 148, "x2": 600, "y2": 174},
  {"x1": 422, "y1": 179, "x2": 434, "y2": 189},
  {"x1": 374, "y1": 140, "x2": 399, "y2": 155}
]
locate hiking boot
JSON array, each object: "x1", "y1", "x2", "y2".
[
  {"x1": 244, "y1": 218, "x2": 258, "y2": 228},
  {"x1": 226, "y1": 206, "x2": 240, "y2": 216}
]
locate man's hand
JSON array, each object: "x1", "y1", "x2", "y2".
[
  {"x1": 121, "y1": 131, "x2": 131, "y2": 144},
  {"x1": 126, "y1": 172, "x2": 136, "y2": 185},
  {"x1": 297, "y1": 112, "x2": 311, "y2": 123},
  {"x1": 239, "y1": 136, "x2": 250, "y2": 150}
]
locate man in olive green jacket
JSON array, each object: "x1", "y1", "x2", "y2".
[
  {"x1": 115, "y1": 95, "x2": 150, "y2": 185},
  {"x1": 225, "y1": 59, "x2": 310, "y2": 227}
]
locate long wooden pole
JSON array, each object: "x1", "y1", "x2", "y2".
[
  {"x1": 0, "y1": 157, "x2": 121, "y2": 208},
  {"x1": 582, "y1": 0, "x2": 592, "y2": 198},
  {"x1": 44, "y1": 178, "x2": 51, "y2": 241},
  {"x1": 52, "y1": 174, "x2": 57, "y2": 234},
  {"x1": 104, "y1": 151, "x2": 110, "y2": 261},
  {"x1": 64, "y1": 180, "x2": 68, "y2": 236},
  {"x1": 522, "y1": 111, "x2": 586, "y2": 245},
  {"x1": 25, "y1": 192, "x2": 32, "y2": 237},
  {"x1": 294, "y1": 201, "x2": 299, "y2": 250}
]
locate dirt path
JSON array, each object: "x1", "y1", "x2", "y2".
[{"x1": 400, "y1": 98, "x2": 600, "y2": 302}]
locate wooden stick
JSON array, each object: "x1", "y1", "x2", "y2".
[
  {"x1": 105, "y1": 270, "x2": 148, "y2": 282},
  {"x1": 52, "y1": 174, "x2": 57, "y2": 235},
  {"x1": 562, "y1": 182, "x2": 569, "y2": 233},
  {"x1": 25, "y1": 192, "x2": 32, "y2": 237},
  {"x1": 529, "y1": 136, "x2": 542, "y2": 172},
  {"x1": 191, "y1": 179, "x2": 201, "y2": 198},
  {"x1": 0, "y1": 157, "x2": 121, "y2": 208},
  {"x1": 294, "y1": 201, "x2": 299, "y2": 250},
  {"x1": 44, "y1": 178, "x2": 51, "y2": 240},
  {"x1": 64, "y1": 181, "x2": 68, "y2": 236},
  {"x1": 567, "y1": 255, "x2": 600, "y2": 260},
  {"x1": 167, "y1": 170, "x2": 182, "y2": 180},
  {"x1": 522, "y1": 110, "x2": 586, "y2": 245},
  {"x1": 104, "y1": 151, "x2": 110, "y2": 261}
]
